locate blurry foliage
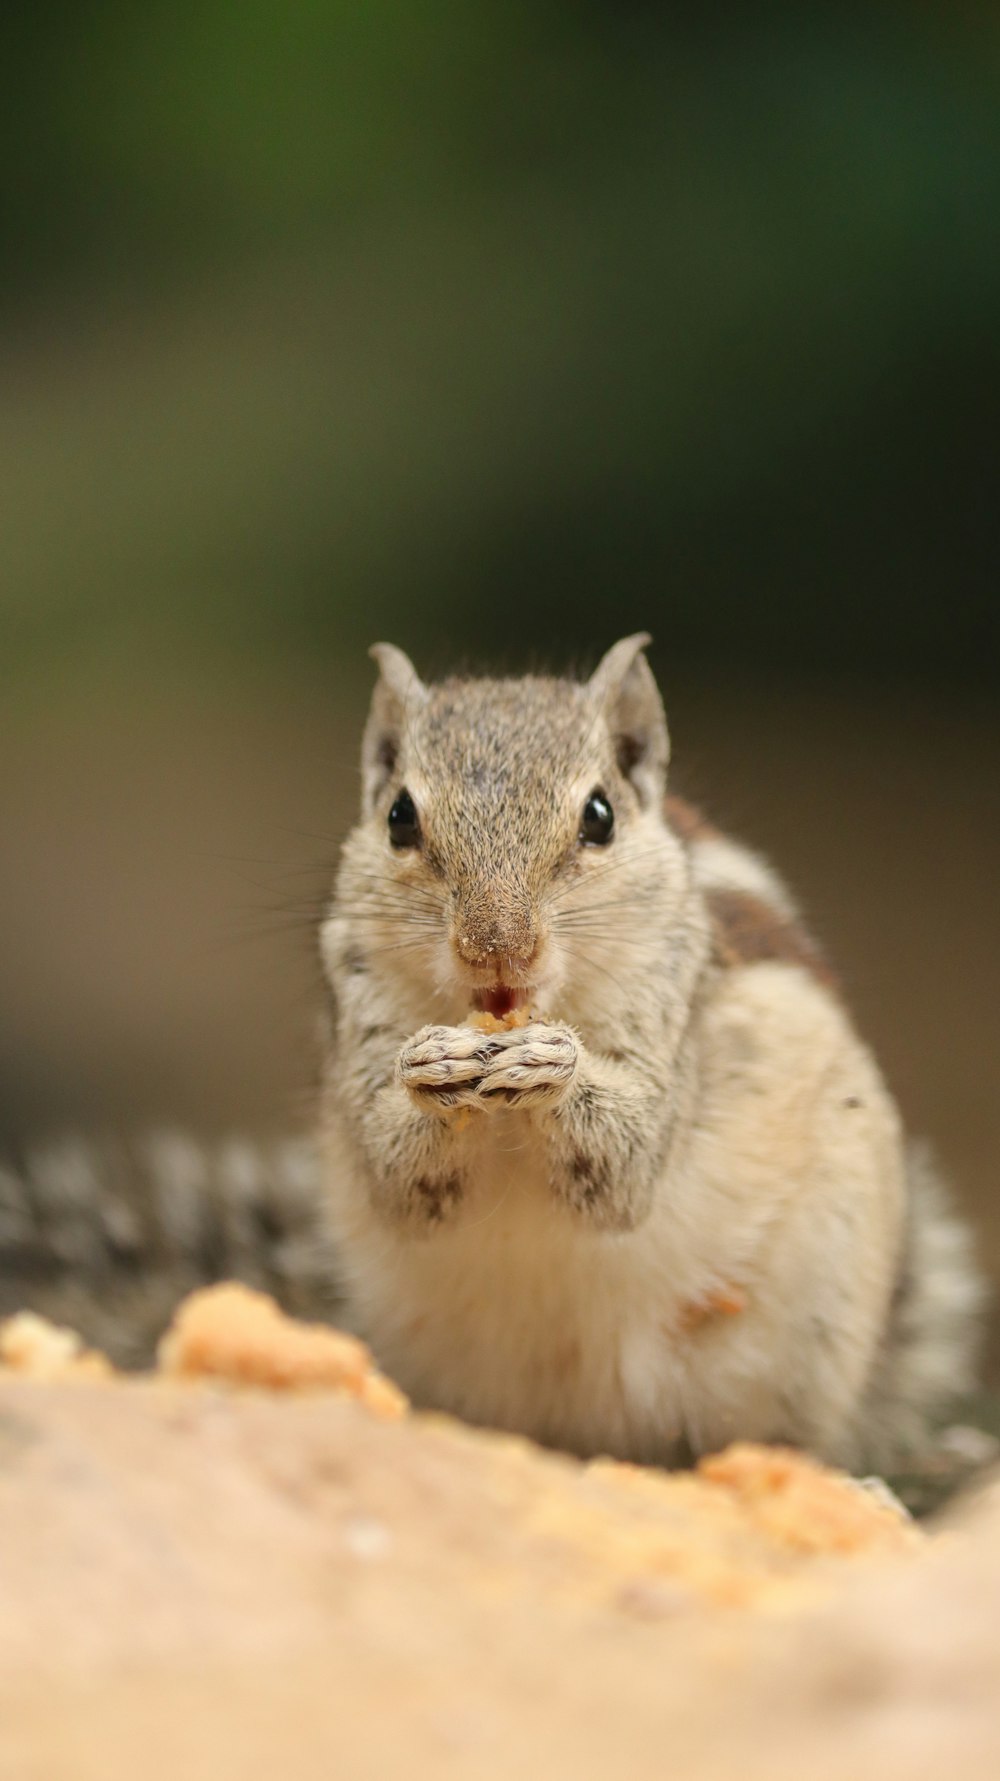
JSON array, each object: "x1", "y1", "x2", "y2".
[{"x1": 1, "y1": 3, "x2": 999, "y2": 689}]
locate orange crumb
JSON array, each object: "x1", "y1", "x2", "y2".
[
  {"x1": 0, "y1": 1311, "x2": 114, "y2": 1381},
  {"x1": 467, "y1": 1006, "x2": 533, "y2": 1034},
  {"x1": 677, "y1": 1285, "x2": 748, "y2": 1335},
  {"x1": 698, "y1": 1443, "x2": 915, "y2": 1554},
  {"x1": 157, "y1": 1283, "x2": 408, "y2": 1418}
]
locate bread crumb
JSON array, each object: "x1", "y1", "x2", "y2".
[
  {"x1": 0, "y1": 1287, "x2": 408, "y2": 1417},
  {"x1": 0, "y1": 1311, "x2": 114, "y2": 1381},
  {"x1": 677, "y1": 1285, "x2": 748, "y2": 1334},
  {"x1": 467, "y1": 1006, "x2": 532, "y2": 1034},
  {"x1": 698, "y1": 1443, "x2": 918, "y2": 1555},
  {"x1": 157, "y1": 1283, "x2": 408, "y2": 1417},
  {"x1": 435, "y1": 1007, "x2": 536, "y2": 1121}
]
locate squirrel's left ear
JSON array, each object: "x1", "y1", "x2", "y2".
[
  {"x1": 361, "y1": 643, "x2": 427, "y2": 813},
  {"x1": 587, "y1": 633, "x2": 669, "y2": 807}
]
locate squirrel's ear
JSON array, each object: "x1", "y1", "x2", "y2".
[
  {"x1": 361, "y1": 643, "x2": 427, "y2": 813},
  {"x1": 587, "y1": 633, "x2": 669, "y2": 807}
]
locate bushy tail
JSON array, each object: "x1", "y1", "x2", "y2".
[
  {"x1": 0, "y1": 1132, "x2": 342, "y2": 1367},
  {"x1": 859, "y1": 1140, "x2": 989, "y2": 1474}
]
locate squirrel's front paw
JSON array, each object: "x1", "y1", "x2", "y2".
[
  {"x1": 396, "y1": 1024, "x2": 493, "y2": 1116},
  {"x1": 397, "y1": 1021, "x2": 580, "y2": 1117},
  {"x1": 478, "y1": 1022, "x2": 580, "y2": 1108}
]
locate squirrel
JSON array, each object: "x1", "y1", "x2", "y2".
[
  {"x1": 0, "y1": 635, "x2": 984, "y2": 1474},
  {"x1": 316, "y1": 634, "x2": 984, "y2": 1472}
]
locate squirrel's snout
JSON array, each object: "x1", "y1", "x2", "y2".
[{"x1": 452, "y1": 918, "x2": 541, "y2": 980}]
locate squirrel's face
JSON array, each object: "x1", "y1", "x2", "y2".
[{"x1": 332, "y1": 636, "x2": 683, "y2": 1021}]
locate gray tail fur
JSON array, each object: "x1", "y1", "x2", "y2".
[
  {"x1": 859, "y1": 1140, "x2": 989, "y2": 1474},
  {"x1": 0, "y1": 1132, "x2": 342, "y2": 1368}
]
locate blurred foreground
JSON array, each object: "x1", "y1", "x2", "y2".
[{"x1": 0, "y1": 1355, "x2": 998, "y2": 1779}]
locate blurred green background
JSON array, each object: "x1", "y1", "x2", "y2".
[{"x1": 1, "y1": 6, "x2": 998, "y2": 1323}]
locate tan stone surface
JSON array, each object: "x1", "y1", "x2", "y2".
[
  {"x1": 0, "y1": 1366, "x2": 995, "y2": 1781},
  {"x1": 0, "y1": 1293, "x2": 993, "y2": 1780}
]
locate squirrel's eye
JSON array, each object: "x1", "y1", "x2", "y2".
[
  {"x1": 388, "y1": 788, "x2": 421, "y2": 849},
  {"x1": 579, "y1": 790, "x2": 614, "y2": 846}
]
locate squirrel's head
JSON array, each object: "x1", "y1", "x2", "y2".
[{"x1": 337, "y1": 635, "x2": 679, "y2": 1020}]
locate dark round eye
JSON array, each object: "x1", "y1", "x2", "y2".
[
  {"x1": 388, "y1": 788, "x2": 421, "y2": 848},
  {"x1": 579, "y1": 790, "x2": 614, "y2": 846}
]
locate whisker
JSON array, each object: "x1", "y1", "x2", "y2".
[
  {"x1": 222, "y1": 923, "x2": 315, "y2": 943},
  {"x1": 453, "y1": 1180, "x2": 514, "y2": 1234},
  {"x1": 270, "y1": 821, "x2": 353, "y2": 852},
  {"x1": 333, "y1": 886, "x2": 443, "y2": 909},
  {"x1": 342, "y1": 908, "x2": 442, "y2": 924},
  {"x1": 547, "y1": 844, "x2": 672, "y2": 905},
  {"x1": 549, "y1": 940, "x2": 659, "y2": 954},
  {"x1": 248, "y1": 895, "x2": 441, "y2": 932},
  {"x1": 338, "y1": 877, "x2": 445, "y2": 913},
  {"x1": 554, "y1": 902, "x2": 664, "y2": 922},
  {"x1": 350, "y1": 936, "x2": 441, "y2": 959},
  {"x1": 558, "y1": 945, "x2": 635, "y2": 993},
  {"x1": 555, "y1": 900, "x2": 662, "y2": 921},
  {"x1": 225, "y1": 902, "x2": 319, "y2": 924},
  {"x1": 363, "y1": 919, "x2": 441, "y2": 934},
  {"x1": 556, "y1": 928, "x2": 649, "y2": 940}
]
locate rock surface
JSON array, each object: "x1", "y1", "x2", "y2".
[{"x1": 0, "y1": 1372, "x2": 997, "y2": 1781}]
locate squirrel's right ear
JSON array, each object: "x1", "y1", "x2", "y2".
[
  {"x1": 361, "y1": 643, "x2": 427, "y2": 813},
  {"x1": 587, "y1": 633, "x2": 669, "y2": 807}
]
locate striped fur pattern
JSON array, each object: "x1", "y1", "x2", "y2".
[
  {"x1": 0, "y1": 1133, "x2": 340, "y2": 1366},
  {"x1": 319, "y1": 637, "x2": 985, "y2": 1472},
  {"x1": 666, "y1": 793, "x2": 838, "y2": 991}
]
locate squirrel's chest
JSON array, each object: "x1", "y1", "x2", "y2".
[{"x1": 342, "y1": 1141, "x2": 757, "y2": 1463}]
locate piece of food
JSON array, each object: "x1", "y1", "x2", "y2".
[
  {"x1": 433, "y1": 1006, "x2": 537, "y2": 1121},
  {"x1": 0, "y1": 1310, "x2": 114, "y2": 1381},
  {"x1": 156, "y1": 1283, "x2": 408, "y2": 1417},
  {"x1": 697, "y1": 1442, "x2": 915, "y2": 1553},
  {"x1": 677, "y1": 1285, "x2": 748, "y2": 1334},
  {"x1": 466, "y1": 1005, "x2": 533, "y2": 1034}
]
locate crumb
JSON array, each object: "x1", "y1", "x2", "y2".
[
  {"x1": 1, "y1": 1288, "x2": 409, "y2": 1417},
  {"x1": 0, "y1": 1311, "x2": 114, "y2": 1381},
  {"x1": 433, "y1": 1007, "x2": 537, "y2": 1119},
  {"x1": 698, "y1": 1443, "x2": 919, "y2": 1555},
  {"x1": 677, "y1": 1285, "x2": 748, "y2": 1334},
  {"x1": 156, "y1": 1283, "x2": 408, "y2": 1417},
  {"x1": 467, "y1": 1006, "x2": 533, "y2": 1034}
]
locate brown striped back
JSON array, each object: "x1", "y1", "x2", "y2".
[
  {"x1": 665, "y1": 794, "x2": 839, "y2": 995},
  {"x1": 704, "y1": 885, "x2": 839, "y2": 993}
]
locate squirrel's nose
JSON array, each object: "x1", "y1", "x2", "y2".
[
  {"x1": 453, "y1": 927, "x2": 540, "y2": 976},
  {"x1": 452, "y1": 885, "x2": 541, "y2": 978}
]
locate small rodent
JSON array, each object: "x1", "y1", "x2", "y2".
[{"x1": 319, "y1": 634, "x2": 984, "y2": 1471}]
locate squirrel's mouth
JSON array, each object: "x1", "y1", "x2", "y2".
[{"x1": 471, "y1": 986, "x2": 532, "y2": 1019}]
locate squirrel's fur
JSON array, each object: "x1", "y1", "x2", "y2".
[
  {"x1": 0, "y1": 1133, "x2": 339, "y2": 1366},
  {"x1": 318, "y1": 636, "x2": 984, "y2": 1472},
  {"x1": 0, "y1": 637, "x2": 985, "y2": 1472}
]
